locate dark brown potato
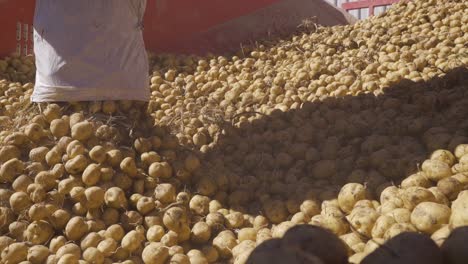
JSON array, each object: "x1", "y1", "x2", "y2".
[{"x1": 362, "y1": 232, "x2": 443, "y2": 264}]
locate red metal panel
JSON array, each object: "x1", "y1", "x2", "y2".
[
  {"x1": 0, "y1": 0, "x2": 280, "y2": 56},
  {"x1": 342, "y1": 0, "x2": 401, "y2": 15},
  {"x1": 0, "y1": 0, "x2": 354, "y2": 56},
  {"x1": 0, "y1": 0, "x2": 35, "y2": 57},
  {"x1": 143, "y1": 0, "x2": 280, "y2": 53}
]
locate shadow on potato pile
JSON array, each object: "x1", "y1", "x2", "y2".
[
  {"x1": 197, "y1": 66, "x2": 468, "y2": 212},
  {"x1": 248, "y1": 224, "x2": 468, "y2": 264},
  {"x1": 0, "y1": 67, "x2": 467, "y2": 263}
]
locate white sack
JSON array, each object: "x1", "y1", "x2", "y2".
[{"x1": 32, "y1": 0, "x2": 150, "y2": 102}]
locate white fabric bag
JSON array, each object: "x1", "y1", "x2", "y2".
[{"x1": 32, "y1": 0, "x2": 150, "y2": 102}]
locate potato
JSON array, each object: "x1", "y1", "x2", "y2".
[
  {"x1": 262, "y1": 200, "x2": 288, "y2": 224},
  {"x1": 24, "y1": 123, "x2": 46, "y2": 142},
  {"x1": 431, "y1": 225, "x2": 451, "y2": 247},
  {"x1": 49, "y1": 236, "x2": 66, "y2": 253},
  {"x1": 386, "y1": 208, "x2": 411, "y2": 223},
  {"x1": 384, "y1": 223, "x2": 418, "y2": 240},
  {"x1": 112, "y1": 247, "x2": 130, "y2": 262},
  {"x1": 206, "y1": 212, "x2": 225, "y2": 232},
  {"x1": 82, "y1": 163, "x2": 101, "y2": 186},
  {"x1": 364, "y1": 238, "x2": 384, "y2": 255},
  {"x1": 189, "y1": 195, "x2": 210, "y2": 215},
  {"x1": 29, "y1": 146, "x2": 49, "y2": 163},
  {"x1": 43, "y1": 104, "x2": 61, "y2": 122},
  {"x1": 340, "y1": 232, "x2": 364, "y2": 254},
  {"x1": 253, "y1": 215, "x2": 269, "y2": 230},
  {"x1": 120, "y1": 157, "x2": 138, "y2": 177},
  {"x1": 437, "y1": 176, "x2": 463, "y2": 200},
  {"x1": 271, "y1": 221, "x2": 295, "y2": 238},
  {"x1": 65, "y1": 154, "x2": 88, "y2": 174},
  {"x1": 9, "y1": 191, "x2": 32, "y2": 213},
  {"x1": 104, "y1": 149, "x2": 122, "y2": 167},
  {"x1": 136, "y1": 196, "x2": 155, "y2": 215},
  {"x1": 449, "y1": 190, "x2": 468, "y2": 228},
  {"x1": 148, "y1": 162, "x2": 173, "y2": 179},
  {"x1": 410, "y1": 202, "x2": 451, "y2": 233},
  {"x1": 0, "y1": 207, "x2": 14, "y2": 233},
  {"x1": 50, "y1": 119, "x2": 70, "y2": 138},
  {"x1": 80, "y1": 232, "x2": 103, "y2": 251},
  {"x1": 89, "y1": 146, "x2": 106, "y2": 164},
  {"x1": 346, "y1": 207, "x2": 379, "y2": 238},
  {"x1": 0, "y1": 236, "x2": 14, "y2": 253},
  {"x1": 184, "y1": 154, "x2": 200, "y2": 172},
  {"x1": 65, "y1": 140, "x2": 87, "y2": 159},
  {"x1": 154, "y1": 183, "x2": 176, "y2": 204},
  {"x1": 84, "y1": 187, "x2": 105, "y2": 209},
  {"x1": 104, "y1": 187, "x2": 127, "y2": 209},
  {"x1": 57, "y1": 254, "x2": 79, "y2": 264},
  {"x1": 213, "y1": 230, "x2": 237, "y2": 259},
  {"x1": 428, "y1": 187, "x2": 450, "y2": 206},
  {"x1": 400, "y1": 186, "x2": 436, "y2": 210},
  {"x1": 238, "y1": 228, "x2": 257, "y2": 242},
  {"x1": 300, "y1": 199, "x2": 321, "y2": 218},
  {"x1": 349, "y1": 252, "x2": 366, "y2": 264},
  {"x1": 362, "y1": 233, "x2": 443, "y2": 264},
  {"x1": 161, "y1": 230, "x2": 179, "y2": 247},
  {"x1": 320, "y1": 214, "x2": 349, "y2": 236},
  {"x1": 104, "y1": 224, "x2": 125, "y2": 242},
  {"x1": 379, "y1": 186, "x2": 399, "y2": 205},
  {"x1": 232, "y1": 240, "x2": 255, "y2": 258},
  {"x1": 27, "y1": 184, "x2": 47, "y2": 203},
  {"x1": 82, "y1": 247, "x2": 104, "y2": 264},
  {"x1": 45, "y1": 148, "x2": 61, "y2": 166},
  {"x1": 0, "y1": 145, "x2": 21, "y2": 163},
  {"x1": 338, "y1": 183, "x2": 370, "y2": 213},
  {"x1": 201, "y1": 245, "x2": 219, "y2": 263},
  {"x1": 134, "y1": 137, "x2": 152, "y2": 154},
  {"x1": 141, "y1": 152, "x2": 161, "y2": 167},
  {"x1": 169, "y1": 253, "x2": 190, "y2": 264},
  {"x1": 71, "y1": 121, "x2": 93, "y2": 141},
  {"x1": 1, "y1": 242, "x2": 28, "y2": 264},
  {"x1": 121, "y1": 230, "x2": 144, "y2": 253},
  {"x1": 147, "y1": 225, "x2": 165, "y2": 242},
  {"x1": 454, "y1": 145, "x2": 468, "y2": 159},
  {"x1": 27, "y1": 245, "x2": 49, "y2": 264},
  {"x1": 142, "y1": 242, "x2": 169, "y2": 264},
  {"x1": 186, "y1": 249, "x2": 208, "y2": 264},
  {"x1": 282, "y1": 225, "x2": 348, "y2": 264},
  {"x1": 0, "y1": 158, "x2": 24, "y2": 183},
  {"x1": 191, "y1": 222, "x2": 211, "y2": 244},
  {"x1": 401, "y1": 172, "x2": 432, "y2": 189},
  {"x1": 120, "y1": 211, "x2": 143, "y2": 231},
  {"x1": 372, "y1": 215, "x2": 396, "y2": 239},
  {"x1": 225, "y1": 212, "x2": 244, "y2": 229},
  {"x1": 8, "y1": 221, "x2": 27, "y2": 241},
  {"x1": 431, "y1": 149, "x2": 456, "y2": 166},
  {"x1": 422, "y1": 159, "x2": 452, "y2": 181},
  {"x1": 196, "y1": 176, "x2": 217, "y2": 196},
  {"x1": 24, "y1": 220, "x2": 54, "y2": 245},
  {"x1": 168, "y1": 245, "x2": 184, "y2": 256},
  {"x1": 65, "y1": 216, "x2": 88, "y2": 241}
]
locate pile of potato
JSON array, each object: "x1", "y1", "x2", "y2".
[{"x1": 0, "y1": 0, "x2": 467, "y2": 263}]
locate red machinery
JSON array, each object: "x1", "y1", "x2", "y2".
[
  {"x1": 341, "y1": 0, "x2": 401, "y2": 16},
  {"x1": 0, "y1": 0, "x2": 356, "y2": 57}
]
